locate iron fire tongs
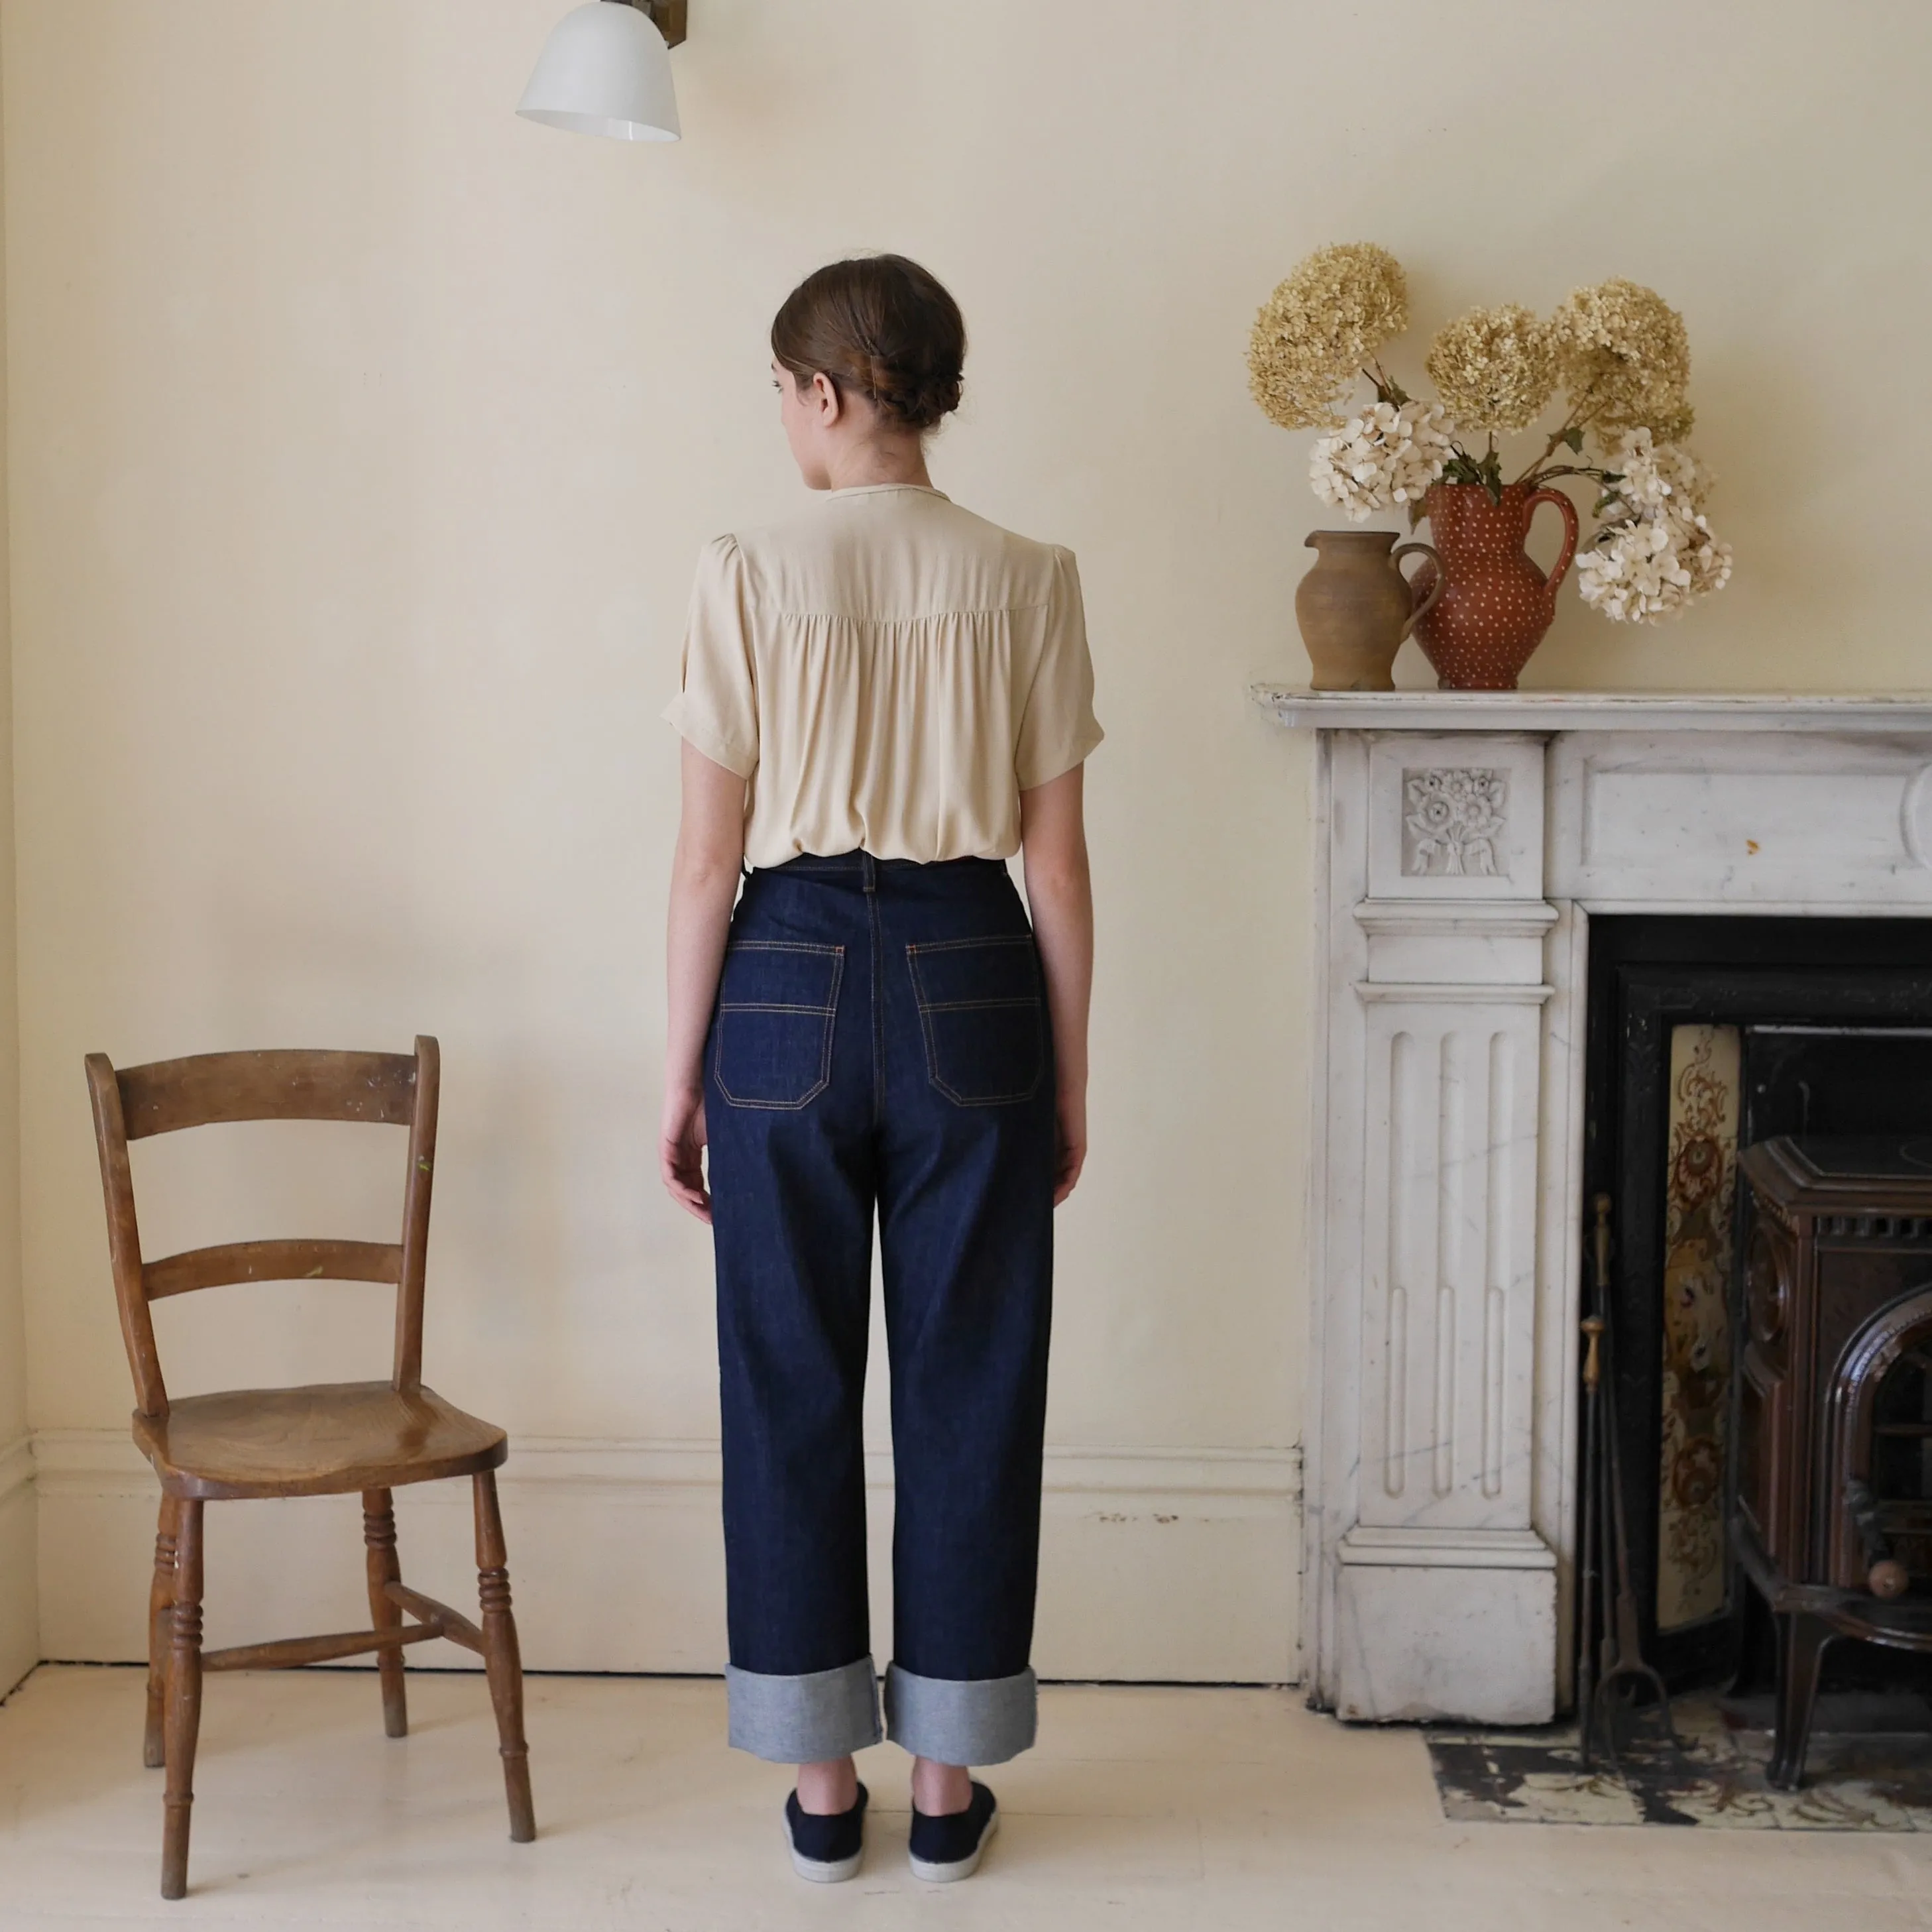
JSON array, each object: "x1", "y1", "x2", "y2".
[{"x1": 1578, "y1": 1193, "x2": 1681, "y2": 1772}]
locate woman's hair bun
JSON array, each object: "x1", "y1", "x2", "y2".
[{"x1": 771, "y1": 255, "x2": 966, "y2": 434}]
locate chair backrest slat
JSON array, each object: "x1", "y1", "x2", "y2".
[
  {"x1": 86, "y1": 1040, "x2": 440, "y2": 1420},
  {"x1": 118, "y1": 1049, "x2": 418, "y2": 1141},
  {"x1": 143, "y1": 1239, "x2": 404, "y2": 1302},
  {"x1": 392, "y1": 1037, "x2": 439, "y2": 1391},
  {"x1": 86, "y1": 1054, "x2": 164, "y2": 1415}
]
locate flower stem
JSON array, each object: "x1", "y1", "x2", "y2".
[
  {"x1": 1508, "y1": 392, "x2": 1610, "y2": 488},
  {"x1": 1362, "y1": 360, "x2": 1410, "y2": 408}
]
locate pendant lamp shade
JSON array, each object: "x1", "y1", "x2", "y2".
[{"x1": 518, "y1": 2, "x2": 681, "y2": 142}]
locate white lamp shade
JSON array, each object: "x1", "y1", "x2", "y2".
[{"x1": 518, "y1": 3, "x2": 680, "y2": 142}]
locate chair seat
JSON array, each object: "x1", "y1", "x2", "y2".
[{"x1": 132, "y1": 1381, "x2": 508, "y2": 1500}]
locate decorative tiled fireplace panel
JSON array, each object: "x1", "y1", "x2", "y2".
[{"x1": 1658, "y1": 1025, "x2": 1741, "y2": 1632}]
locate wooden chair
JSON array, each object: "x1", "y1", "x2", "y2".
[{"x1": 84, "y1": 1037, "x2": 535, "y2": 1900}]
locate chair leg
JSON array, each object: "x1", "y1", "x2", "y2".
[
  {"x1": 160, "y1": 1500, "x2": 205, "y2": 1900},
  {"x1": 1768, "y1": 1611, "x2": 1834, "y2": 1791},
  {"x1": 362, "y1": 1488, "x2": 409, "y2": 1739},
  {"x1": 473, "y1": 1469, "x2": 536, "y2": 1843},
  {"x1": 143, "y1": 1495, "x2": 180, "y2": 1770}
]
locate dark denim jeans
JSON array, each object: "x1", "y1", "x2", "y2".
[{"x1": 705, "y1": 851, "x2": 1056, "y2": 1766}]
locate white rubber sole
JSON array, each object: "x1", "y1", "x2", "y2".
[
  {"x1": 787, "y1": 1835, "x2": 863, "y2": 1884},
  {"x1": 909, "y1": 1806, "x2": 998, "y2": 1883}
]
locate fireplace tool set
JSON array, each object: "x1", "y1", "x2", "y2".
[{"x1": 1577, "y1": 1193, "x2": 1681, "y2": 1770}]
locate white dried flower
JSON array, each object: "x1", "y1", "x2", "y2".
[
  {"x1": 1310, "y1": 399, "x2": 1452, "y2": 522},
  {"x1": 1575, "y1": 428, "x2": 1733, "y2": 622}
]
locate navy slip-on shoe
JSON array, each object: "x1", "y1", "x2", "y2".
[
  {"x1": 907, "y1": 1780, "x2": 998, "y2": 1882},
  {"x1": 784, "y1": 1782, "x2": 868, "y2": 1883}
]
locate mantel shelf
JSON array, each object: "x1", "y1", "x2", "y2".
[{"x1": 1251, "y1": 687, "x2": 1932, "y2": 735}]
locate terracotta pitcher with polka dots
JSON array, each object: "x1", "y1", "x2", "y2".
[{"x1": 1412, "y1": 481, "x2": 1579, "y2": 690}]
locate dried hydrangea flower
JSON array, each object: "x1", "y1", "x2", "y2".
[
  {"x1": 1577, "y1": 518, "x2": 1687, "y2": 621},
  {"x1": 1310, "y1": 399, "x2": 1451, "y2": 522},
  {"x1": 1596, "y1": 429, "x2": 1709, "y2": 512},
  {"x1": 1550, "y1": 279, "x2": 1693, "y2": 439},
  {"x1": 1424, "y1": 305, "x2": 1558, "y2": 434},
  {"x1": 1575, "y1": 429, "x2": 1732, "y2": 622},
  {"x1": 1248, "y1": 243, "x2": 1410, "y2": 431}
]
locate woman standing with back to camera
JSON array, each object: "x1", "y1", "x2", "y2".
[{"x1": 659, "y1": 255, "x2": 1100, "y2": 1884}]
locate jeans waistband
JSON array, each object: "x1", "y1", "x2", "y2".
[{"x1": 761, "y1": 851, "x2": 1007, "y2": 881}]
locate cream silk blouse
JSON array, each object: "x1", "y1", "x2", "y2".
[{"x1": 665, "y1": 483, "x2": 1102, "y2": 869}]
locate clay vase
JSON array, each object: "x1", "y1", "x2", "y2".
[
  {"x1": 1294, "y1": 530, "x2": 1444, "y2": 691},
  {"x1": 1411, "y1": 482, "x2": 1580, "y2": 691}
]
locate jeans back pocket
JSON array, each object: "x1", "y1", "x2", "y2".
[
  {"x1": 713, "y1": 942, "x2": 844, "y2": 1109},
  {"x1": 906, "y1": 936, "x2": 1044, "y2": 1107}
]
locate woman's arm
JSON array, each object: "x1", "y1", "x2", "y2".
[
  {"x1": 1020, "y1": 764, "x2": 1094, "y2": 1206},
  {"x1": 661, "y1": 741, "x2": 748, "y2": 1223}
]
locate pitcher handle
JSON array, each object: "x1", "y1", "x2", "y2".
[
  {"x1": 1524, "y1": 487, "x2": 1579, "y2": 594},
  {"x1": 1391, "y1": 541, "x2": 1443, "y2": 642}
]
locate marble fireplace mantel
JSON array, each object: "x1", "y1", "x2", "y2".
[
  {"x1": 1255, "y1": 689, "x2": 1932, "y2": 736},
  {"x1": 1255, "y1": 687, "x2": 1932, "y2": 1725}
]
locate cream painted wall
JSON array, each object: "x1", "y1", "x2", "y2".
[
  {"x1": 0, "y1": 21, "x2": 30, "y2": 1698},
  {"x1": 5, "y1": 0, "x2": 1929, "y2": 1677},
  {"x1": 0, "y1": 23, "x2": 28, "y2": 1700}
]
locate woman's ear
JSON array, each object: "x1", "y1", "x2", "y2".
[{"x1": 809, "y1": 370, "x2": 843, "y2": 426}]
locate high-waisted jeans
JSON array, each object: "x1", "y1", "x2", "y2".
[{"x1": 705, "y1": 850, "x2": 1056, "y2": 1766}]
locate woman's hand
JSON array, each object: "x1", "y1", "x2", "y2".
[
  {"x1": 1054, "y1": 1082, "x2": 1088, "y2": 1206},
  {"x1": 660, "y1": 1082, "x2": 712, "y2": 1223}
]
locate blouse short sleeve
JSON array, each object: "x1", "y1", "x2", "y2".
[
  {"x1": 663, "y1": 535, "x2": 758, "y2": 779},
  {"x1": 1014, "y1": 545, "x2": 1104, "y2": 792}
]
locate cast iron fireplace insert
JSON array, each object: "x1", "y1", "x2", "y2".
[
  {"x1": 1583, "y1": 915, "x2": 1932, "y2": 1695},
  {"x1": 1733, "y1": 1134, "x2": 1932, "y2": 1785}
]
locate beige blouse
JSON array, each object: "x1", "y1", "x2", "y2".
[{"x1": 665, "y1": 483, "x2": 1102, "y2": 869}]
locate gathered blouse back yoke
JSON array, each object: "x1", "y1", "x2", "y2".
[{"x1": 665, "y1": 483, "x2": 1102, "y2": 870}]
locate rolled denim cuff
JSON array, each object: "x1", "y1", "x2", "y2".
[
  {"x1": 726, "y1": 1656, "x2": 883, "y2": 1762},
  {"x1": 883, "y1": 1662, "x2": 1037, "y2": 1766}
]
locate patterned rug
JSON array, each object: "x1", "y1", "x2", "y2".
[{"x1": 1428, "y1": 1693, "x2": 1932, "y2": 1829}]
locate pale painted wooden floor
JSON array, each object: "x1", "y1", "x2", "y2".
[{"x1": 2, "y1": 1665, "x2": 1929, "y2": 1929}]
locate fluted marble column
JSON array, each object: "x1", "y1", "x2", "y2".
[{"x1": 1320, "y1": 733, "x2": 1558, "y2": 1723}]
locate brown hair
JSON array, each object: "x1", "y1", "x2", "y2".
[{"x1": 771, "y1": 255, "x2": 966, "y2": 434}]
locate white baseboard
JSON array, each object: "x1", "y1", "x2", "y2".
[
  {"x1": 0, "y1": 1434, "x2": 37, "y2": 1697},
  {"x1": 30, "y1": 1432, "x2": 1301, "y2": 1684}
]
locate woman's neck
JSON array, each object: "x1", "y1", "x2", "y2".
[{"x1": 822, "y1": 437, "x2": 933, "y2": 492}]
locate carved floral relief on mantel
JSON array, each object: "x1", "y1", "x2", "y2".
[{"x1": 1402, "y1": 768, "x2": 1510, "y2": 878}]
